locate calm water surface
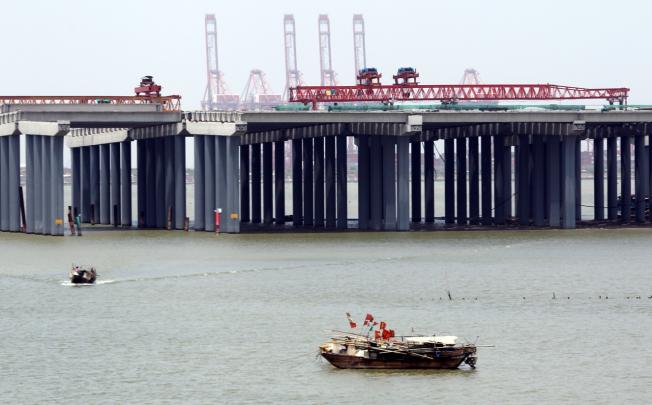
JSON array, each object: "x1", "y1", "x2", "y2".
[{"x1": 1, "y1": 228, "x2": 651, "y2": 404}]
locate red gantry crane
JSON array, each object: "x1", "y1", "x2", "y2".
[{"x1": 289, "y1": 67, "x2": 629, "y2": 109}]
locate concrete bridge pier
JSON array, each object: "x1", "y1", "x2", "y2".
[
  {"x1": 444, "y1": 138, "x2": 455, "y2": 224},
  {"x1": 274, "y1": 140, "x2": 285, "y2": 225},
  {"x1": 313, "y1": 137, "x2": 325, "y2": 228},
  {"x1": 173, "y1": 135, "x2": 185, "y2": 229},
  {"x1": 303, "y1": 137, "x2": 314, "y2": 227},
  {"x1": 240, "y1": 144, "x2": 250, "y2": 224},
  {"x1": 215, "y1": 137, "x2": 226, "y2": 232},
  {"x1": 468, "y1": 135, "x2": 479, "y2": 225},
  {"x1": 204, "y1": 136, "x2": 216, "y2": 231},
  {"x1": 562, "y1": 135, "x2": 577, "y2": 229},
  {"x1": 81, "y1": 146, "x2": 91, "y2": 223},
  {"x1": 480, "y1": 134, "x2": 492, "y2": 226},
  {"x1": 0, "y1": 136, "x2": 9, "y2": 231},
  {"x1": 546, "y1": 135, "x2": 561, "y2": 227},
  {"x1": 493, "y1": 134, "x2": 506, "y2": 225},
  {"x1": 193, "y1": 136, "x2": 205, "y2": 230},
  {"x1": 411, "y1": 140, "x2": 421, "y2": 224},
  {"x1": 263, "y1": 142, "x2": 273, "y2": 225},
  {"x1": 634, "y1": 133, "x2": 649, "y2": 223},
  {"x1": 620, "y1": 134, "x2": 632, "y2": 223},
  {"x1": 324, "y1": 137, "x2": 336, "y2": 228},
  {"x1": 532, "y1": 135, "x2": 545, "y2": 226},
  {"x1": 456, "y1": 137, "x2": 467, "y2": 225},
  {"x1": 607, "y1": 136, "x2": 618, "y2": 220},
  {"x1": 71, "y1": 147, "x2": 81, "y2": 219},
  {"x1": 517, "y1": 134, "x2": 531, "y2": 226},
  {"x1": 121, "y1": 140, "x2": 132, "y2": 227},
  {"x1": 594, "y1": 137, "x2": 605, "y2": 221},
  {"x1": 250, "y1": 143, "x2": 261, "y2": 224},
  {"x1": 99, "y1": 144, "x2": 110, "y2": 225},
  {"x1": 110, "y1": 142, "x2": 121, "y2": 226},
  {"x1": 292, "y1": 139, "x2": 303, "y2": 227},
  {"x1": 224, "y1": 136, "x2": 240, "y2": 233},
  {"x1": 369, "y1": 137, "x2": 382, "y2": 230},
  {"x1": 424, "y1": 139, "x2": 435, "y2": 223},
  {"x1": 357, "y1": 135, "x2": 370, "y2": 230},
  {"x1": 336, "y1": 134, "x2": 348, "y2": 229},
  {"x1": 396, "y1": 136, "x2": 410, "y2": 231},
  {"x1": 382, "y1": 136, "x2": 397, "y2": 230}
]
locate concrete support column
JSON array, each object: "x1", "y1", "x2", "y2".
[
  {"x1": 594, "y1": 138, "x2": 604, "y2": 221},
  {"x1": 546, "y1": 136, "x2": 561, "y2": 227},
  {"x1": 99, "y1": 144, "x2": 110, "y2": 224},
  {"x1": 274, "y1": 140, "x2": 285, "y2": 225},
  {"x1": 90, "y1": 145, "x2": 100, "y2": 224},
  {"x1": 493, "y1": 135, "x2": 506, "y2": 225},
  {"x1": 532, "y1": 136, "x2": 545, "y2": 226},
  {"x1": 410, "y1": 140, "x2": 421, "y2": 223},
  {"x1": 504, "y1": 142, "x2": 513, "y2": 218},
  {"x1": 50, "y1": 136, "x2": 64, "y2": 235},
  {"x1": 164, "y1": 137, "x2": 175, "y2": 228},
  {"x1": 382, "y1": 136, "x2": 397, "y2": 230},
  {"x1": 225, "y1": 136, "x2": 241, "y2": 233},
  {"x1": 155, "y1": 139, "x2": 166, "y2": 228},
  {"x1": 481, "y1": 135, "x2": 492, "y2": 225},
  {"x1": 25, "y1": 136, "x2": 35, "y2": 233},
  {"x1": 469, "y1": 136, "x2": 479, "y2": 225},
  {"x1": 71, "y1": 147, "x2": 81, "y2": 218},
  {"x1": 607, "y1": 136, "x2": 618, "y2": 220},
  {"x1": 397, "y1": 137, "x2": 410, "y2": 231},
  {"x1": 144, "y1": 140, "x2": 155, "y2": 227},
  {"x1": 215, "y1": 137, "x2": 227, "y2": 229},
  {"x1": 110, "y1": 142, "x2": 121, "y2": 226},
  {"x1": 517, "y1": 134, "x2": 531, "y2": 226},
  {"x1": 292, "y1": 139, "x2": 303, "y2": 227},
  {"x1": 193, "y1": 136, "x2": 205, "y2": 230},
  {"x1": 635, "y1": 134, "x2": 648, "y2": 223},
  {"x1": 204, "y1": 136, "x2": 216, "y2": 232},
  {"x1": 313, "y1": 137, "x2": 325, "y2": 227},
  {"x1": 357, "y1": 136, "x2": 370, "y2": 229},
  {"x1": 136, "y1": 141, "x2": 145, "y2": 227},
  {"x1": 325, "y1": 136, "x2": 336, "y2": 228},
  {"x1": 121, "y1": 141, "x2": 132, "y2": 227},
  {"x1": 303, "y1": 138, "x2": 314, "y2": 227},
  {"x1": 81, "y1": 146, "x2": 91, "y2": 223},
  {"x1": 336, "y1": 134, "x2": 348, "y2": 229},
  {"x1": 456, "y1": 137, "x2": 467, "y2": 225},
  {"x1": 41, "y1": 138, "x2": 52, "y2": 235},
  {"x1": 561, "y1": 136, "x2": 577, "y2": 229},
  {"x1": 33, "y1": 137, "x2": 43, "y2": 234},
  {"x1": 251, "y1": 143, "x2": 261, "y2": 224},
  {"x1": 620, "y1": 135, "x2": 631, "y2": 223},
  {"x1": 240, "y1": 144, "x2": 250, "y2": 223},
  {"x1": 424, "y1": 140, "x2": 435, "y2": 223},
  {"x1": 263, "y1": 142, "x2": 273, "y2": 224},
  {"x1": 575, "y1": 138, "x2": 582, "y2": 221},
  {"x1": 0, "y1": 137, "x2": 8, "y2": 231},
  {"x1": 444, "y1": 138, "x2": 455, "y2": 224},
  {"x1": 7, "y1": 135, "x2": 20, "y2": 232},
  {"x1": 173, "y1": 135, "x2": 185, "y2": 229},
  {"x1": 370, "y1": 137, "x2": 382, "y2": 230}
]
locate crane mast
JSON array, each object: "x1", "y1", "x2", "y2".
[
  {"x1": 353, "y1": 14, "x2": 367, "y2": 81},
  {"x1": 318, "y1": 14, "x2": 337, "y2": 86}
]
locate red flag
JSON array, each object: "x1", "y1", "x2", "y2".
[
  {"x1": 379, "y1": 321, "x2": 387, "y2": 330},
  {"x1": 363, "y1": 313, "x2": 374, "y2": 326},
  {"x1": 346, "y1": 312, "x2": 357, "y2": 329},
  {"x1": 382, "y1": 329, "x2": 391, "y2": 340},
  {"x1": 374, "y1": 330, "x2": 381, "y2": 340}
]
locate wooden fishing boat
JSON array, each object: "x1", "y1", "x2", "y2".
[
  {"x1": 320, "y1": 332, "x2": 477, "y2": 370},
  {"x1": 69, "y1": 265, "x2": 97, "y2": 284}
]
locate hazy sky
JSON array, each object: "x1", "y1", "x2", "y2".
[{"x1": 3, "y1": 0, "x2": 652, "y2": 107}]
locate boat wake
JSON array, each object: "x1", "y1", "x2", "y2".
[{"x1": 60, "y1": 279, "x2": 115, "y2": 286}]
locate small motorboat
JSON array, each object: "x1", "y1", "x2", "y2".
[{"x1": 69, "y1": 265, "x2": 97, "y2": 284}]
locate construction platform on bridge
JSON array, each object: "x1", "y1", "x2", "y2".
[{"x1": 2, "y1": 106, "x2": 652, "y2": 236}]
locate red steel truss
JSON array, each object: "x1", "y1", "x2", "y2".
[
  {"x1": 0, "y1": 95, "x2": 182, "y2": 111},
  {"x1": 289, "y1": 83, "x2": 629, "y2": 107}
]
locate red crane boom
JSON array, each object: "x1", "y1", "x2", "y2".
[{"x1": 289, "y1": 83, "x2": 629, "y2": 108}]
